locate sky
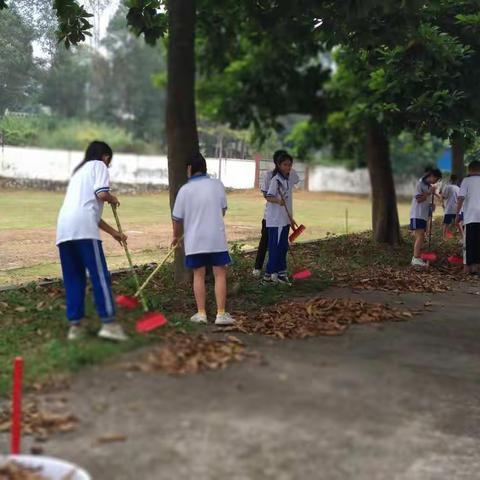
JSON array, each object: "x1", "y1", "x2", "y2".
[{"x1": 31, "y1": 0, "x2": 120, "y2": 58}]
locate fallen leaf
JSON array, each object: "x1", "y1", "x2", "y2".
[
  {"x1": 96, "y1": 434, "x2": 128, "y2": 445},
  {"x1": 217, "y1": 297, "x2": 411, "y2": 340}
]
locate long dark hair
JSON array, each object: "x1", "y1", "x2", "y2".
[
  {"x1": 272, "y1": 152, "x2": 293, "y2": 177},
  {"x1": 72, "y1": 141, "x2": 113, "y2": 175}
]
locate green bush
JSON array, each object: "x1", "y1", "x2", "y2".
[{"x1": 0, "y1": 116, "x2": 150, "y2": 153}]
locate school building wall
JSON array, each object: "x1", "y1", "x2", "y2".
[{"x1": 0, "y1": 145, "x2": 416, "y2": 195}]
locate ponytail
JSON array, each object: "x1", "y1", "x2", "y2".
[{"x1": 73, "y1": 141, "x2": 113, "y2": 175}]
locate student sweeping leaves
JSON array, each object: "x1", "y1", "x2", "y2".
[
  {"x1": 409, "y1": 167, "x2": 442, "y2": 267},
  {"x1": 172, "y1": 153, "x2": 235, "y2": 326},
  {"x1": 253, "y1": 149, "x2": 299, "y2": 278},
  {"x1": 263, "y1": 152, "x2": 299, "y2": 285},
  {"x1": 56, "y1": 141, "x2": 128, "y2": 342},
  {"x1": 456, "y1": 160, "x2": 480, "y2": 275},
  {"x1": 441, "y1": 174, "x2": 461, "y2": 240}
]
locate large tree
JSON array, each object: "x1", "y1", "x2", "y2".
[{"x1": 0, "y1": 7, "x2": 37, "y2": 114}]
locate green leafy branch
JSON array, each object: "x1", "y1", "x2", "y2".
[{"x1": 53, "y1": 0, "x2": 93, "y2": 48}]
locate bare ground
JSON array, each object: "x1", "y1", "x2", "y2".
[
  {"x1": 0, "y1": 224, "x2": 259, "y2": 272},
  {"x1": 2, "y1": 284, "x2": 480, "y2": 480}
]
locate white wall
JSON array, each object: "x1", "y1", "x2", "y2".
[
  {"x1": 0, "y1": 145, "x2": 417, "y2": 195},
  {"x1": 0, "y1": 146, "x2": 256, "y2": 190},
  {"x1": 308, "y1": 165, "x2": 417, "y2": 197}
]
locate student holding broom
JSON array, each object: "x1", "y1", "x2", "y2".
[
  {"x1": 409, "y1": 167, "x2": 442, "y2": 267},
  {"x1": 252, "y1": 150, "x2": 299, "y2": 278},
  {"x1": 441, "y1": 174, "x2": 461, "y2": 240},
  {"x1": 172, "y1": 152, "x2": 235, "y2": 326},
  {"x1": 263, "y1": 152, "x2": 299, "y2": 285},
  {"x1": 56, "y1": 141, "x2": 128, "y2": 342},
  {"x1": 456, "y1": 160, "x2": 480, "y2": 275}
]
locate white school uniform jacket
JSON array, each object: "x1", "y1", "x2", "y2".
[
  {"x1": 56, "y1": 160, "x2": 110, "y2": 246},
  {"x1": 261, "y1": 169, "x2": 300, "y2": 220},
  {"x1": 172, "y1": 174, "x2": 229, "y2": 256},
  {"x1": 442, "y1": 183, "x2": 460, "y2": 215},
  {"x1": 265, "y1": 172, "x2": 299, "y2": 228},
  {"x1": 459, "y1": 175, "x2": 480, "y2": 225},
  {"x1": 409, "y1": 177, "x2": 431, "y2": 221}
]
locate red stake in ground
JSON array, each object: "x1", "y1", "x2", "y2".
[{"x1": 11, "y1": 356, "x2": 23, "y2": 455}]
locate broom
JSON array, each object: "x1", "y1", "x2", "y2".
[
  {"x1": 421, "y1": 192, "x2": 438, "y2": 263},
  {"x1": 112, "y1": 205, "x2": 168, "y2": 333},
  {"x1": 277, "y1": 185, "x2": 306, "y2": 243},
  {"x1": 116, "y1": 241, "x2": 181, "y2": 332},
  {"x1": 277, "y1": 189, "x2": 311, "y2": 280}
]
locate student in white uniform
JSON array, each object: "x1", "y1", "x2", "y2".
[
  {"x1": 264, "y1": 152, "x2": 299, "y2": 285},
  {"x1": 253, "y1": 150, "x2": 300, "y2": 278},
  {"x1": 56, "y1": 141, "x2": 128, "y2": 341},
  {"x1": 409, "y1": 167, "x2": 442, "y2": 267},
  {"x1": 456, "y1": 160, "x2": 480, "y2": 274},
  {"x1": 441, "y1": 174, "x2": 461, "y2": 240},
  {"x1": 172, "y1": 153, "x2": 234, "y2": 326}
]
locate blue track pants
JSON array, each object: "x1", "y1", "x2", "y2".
[
  {"x1": 266, "y1": 226, "x2": 289, "y2": 275},
  {"x1": 58, "y1": 240, "x2": 115, "y2": 324}
]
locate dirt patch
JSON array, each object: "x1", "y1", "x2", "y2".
[{"x1": 0, "y1": 224, "x2": 259, "y2": 272}]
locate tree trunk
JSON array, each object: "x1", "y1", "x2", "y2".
[
  {"x1": 451, "y1": 131, "x2": 466, "y2": 180},
  {"x1": 366, "y1": 121, "x2": 401, "y2": 245},
  {"x1": 166, "y1": 0, "x2": 199, "y2": 281}
]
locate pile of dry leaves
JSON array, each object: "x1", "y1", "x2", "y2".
[
  {"x1": 0, "y1": 461, "x2": 75, "y2": 480},
  {"x1": 0, "y1": 399, "x2": 77, "y2": 441},
  {"x1": 0, "y1": 461, "x2": 47, "y2": 480},
  {"x1": 225, "y1": 297, "x2": 410, "y2": 339},
  {"x1": 127, "y1": 334, "x2": 249, "y2": 375},
  {"x1": 335, "y1": 266, "x2": 450, "y2": 293}
]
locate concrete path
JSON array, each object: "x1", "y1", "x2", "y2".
[{"x1": 3, "y1": 287, "x2": 480, "y2": 480}]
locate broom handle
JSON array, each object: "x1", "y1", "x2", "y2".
[
  {"x1": 428, "y1": 193, "x2": 434, "y2": 250},
  {"x1": 135, "y1": 239, "x2": 182, "y2": 297},
  {"x1": 111, "y1": 205, "x2": 149, "y2": 311},
  {"x1": 278, "y1": 185, "x2": 297, "y2": 228}
]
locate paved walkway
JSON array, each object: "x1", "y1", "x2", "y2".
[{"x1": 2, "y1": 286, "x2": 480, "y2": 479}]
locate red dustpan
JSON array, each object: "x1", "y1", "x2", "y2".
[
  {"x1": 136, "y1": 312, "x2": 168, "y2": 333},
  {"x1": 447, "y1": 255, "x2": 463, "y2": 264},
  {"x1": 116, "y1": 295, "x2": 140, "y2": 310},
  {"x1": 292, "y1": 268, "x2": 312, "y2": 280},
  {"x1": 421, "y1": 252, "x2": 437, "y2": 262}
]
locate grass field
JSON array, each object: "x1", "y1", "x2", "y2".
[{"x1": 0, "y1": 188, "x2": 412, "y2": 285}]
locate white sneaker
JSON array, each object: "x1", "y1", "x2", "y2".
[
  {"x1": 215, "y1": 313, "x2": 235, "y2": 326},
  {"x1": 190, "y1": 313, "x2": 208, "y2": 324},
  {"x1": 262, "y1": 273, "x2": 278, "y2": 285},
  {"x1": 411, "y1": 256, "x2": 428, "y2": 267},
  {"x1": 252, "y1": 269, "x2": 262, "y2": 278},
  {"x1": 277, "y1": 274, "x2": 292, "y2": 286},
  {"x1": 98, "y1": 323, "x2": 128, "y2": 342},
  {"x1": 67, "y1": 325, "x2": 85, "y2": 341}
]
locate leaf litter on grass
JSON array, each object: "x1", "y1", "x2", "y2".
[
  {"x1": 335, "y1": 266, "x2": 451, "y2": 293},
  {"x1": 219, "y1": 297, "x2": 411, "y2": 339},
  {"x1": 126, "y1": 333, "x2": 253, "y2": 375}
]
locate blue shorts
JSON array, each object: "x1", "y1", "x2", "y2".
[
  {"x1": 459, "y1": 212, "x2": 464, "y2": 222},
  {"x1": 410, "y1": 218, "x2": 427, "y2": 231},
  {"x1": 443, "y1": 214, "x2": 456, "y2": 225},
  {"x1": 185, "y1": 251, "x2": 231, "y2": 269}
]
